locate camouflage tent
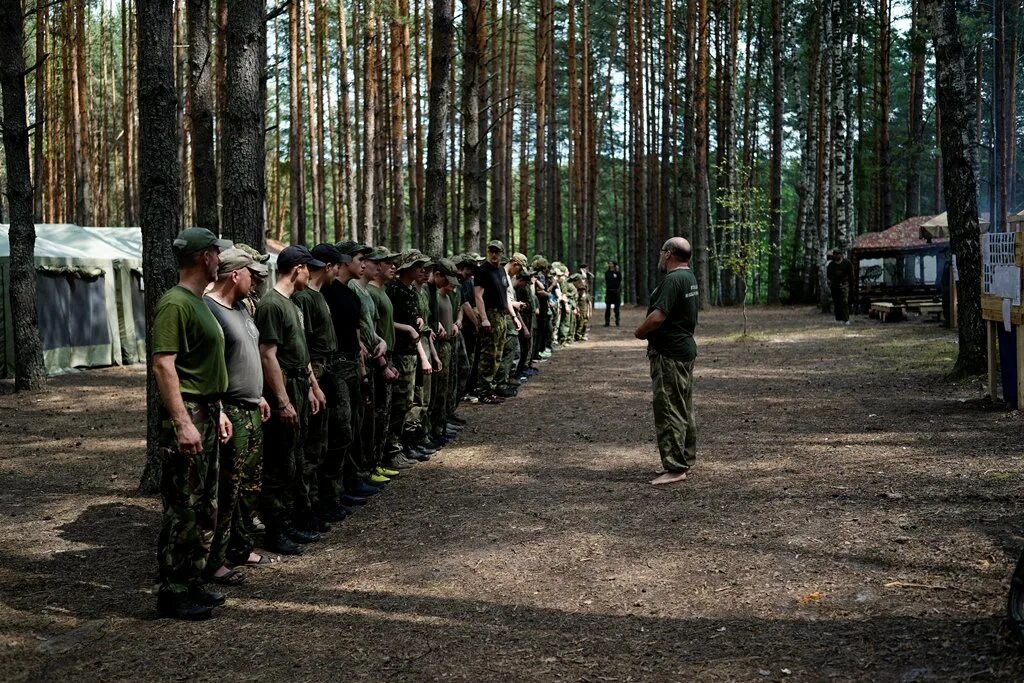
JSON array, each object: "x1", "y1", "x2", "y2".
[{"x1": 0, "y1": 225, "x2": 144, "y2": 377}]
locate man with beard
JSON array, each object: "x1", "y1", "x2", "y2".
[{"x1": 634, "y1": 237, "x2": 700, "y2": 487}]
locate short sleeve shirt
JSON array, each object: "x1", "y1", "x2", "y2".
[
  {"x1": 255, "y1": 288, "x2": 311, "y2": 372},
  {"x1": 204, "y1": 295, "x2": 263, "y2": 404},
  {"x1": 367, "y1": 283, "x2": 395, "y2": 351},
  {"x1": 292, "y1": 287, "x2": 338, "y2": 360},
  {"x1": 349, "y1": 279, "x2": 381, "y2": 347},
  {"x1": 647, "y1": 267, "x2": 700, "y2": 361},
  {"x1": 151, "y1": 285, "x2": 228, "y2": 397},
  {"x1": 477, "y1": 262, "x2": 509, "y2": 310},
  {"x1": 322, "y1": 280, "x2": 362, "y2": 355},
  {"x1": 387, "y1": 279, "x2": 420, "y2": 356}
]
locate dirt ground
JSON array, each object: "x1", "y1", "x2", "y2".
[{"x1": 2, "y1": 305, "x2": 1024, "y2": 681}]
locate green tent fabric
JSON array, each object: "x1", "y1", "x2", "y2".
[{"x1": 0, "y1": 225, "x2": 144, "y2": 377}]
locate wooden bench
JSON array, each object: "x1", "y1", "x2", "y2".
[
  {"x1": 917, "y1": 303, "x2": 944, "y2": 321},
  {"x1": 869, "y1": 302, "x2": 906, "y2": 322}
]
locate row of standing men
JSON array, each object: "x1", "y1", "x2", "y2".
[{"x1": 150, "y1": 228, "x2": 594, "y2": 620}]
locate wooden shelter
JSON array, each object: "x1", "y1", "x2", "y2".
[{"x1": 851, "y1": 215, "x2": 948, "y2": 312}]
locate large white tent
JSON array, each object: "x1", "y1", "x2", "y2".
[{"x1": 0, "y1": 225, "x2": 144, "y2": 377}]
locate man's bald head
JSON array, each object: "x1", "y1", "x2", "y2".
[{"x1": 662, "y1": 237, "x2": 692, "y2": 263}]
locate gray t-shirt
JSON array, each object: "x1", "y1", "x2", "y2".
[
  {"x1": 437, "y1": 291, "x2": 453, "y2": 336},
  {"x1": 204, "y1": 295, "x2": 263, "y2": 405}
]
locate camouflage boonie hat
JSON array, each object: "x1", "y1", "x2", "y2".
[
  {"x1": 368, "y1": 246, "x2": 400, "y2": 261},
  {"x1": 397, "y1": 249, "x2": 431, "y2": 271},
  {"x1": 235, "y1": 242, "x2": 271, "y2": 264},
  {"x1": 531, "y1": 255, "x2": 549, "y2": 269}
]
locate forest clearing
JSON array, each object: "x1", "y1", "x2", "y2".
[{"x1": 2, "y1": 307, "x2": 1024, "y2": 680}]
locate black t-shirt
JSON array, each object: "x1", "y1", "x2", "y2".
[
  {"x1": 477, "y1": 262, "x2": 508, "y2": 310},
  {"x1": 387, "y1": 279, "x2": 421, "y2": 356},
  {"x1": 605, "y1": 269, "x2": 622, "y2": 292},
  {"x1": 460, "y1": 278, "x2": 475, "y2": 307},
  {"x1": 322, "y1": 280, "x2": 362, "y2": 354}
]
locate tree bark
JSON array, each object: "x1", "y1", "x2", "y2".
[
  {"x1": 288, "y1": 0, "x2": 306, "y2": 244},
  {"x1": 222, "y1": 0, "x2": 265, "y2": 249},
  {"x1": 0, "y1": 0, "x2": 47, "y2": 390},
  {"x1": 423, "y1": 0, "x2": 454, "y2": 256},
  {"x1": 461, "y1": 0, "x2": 482, "y2": 253},
  {"x1": 136, "y1": 0, "x2": 183, "y2": 492},
  {"x1": 924, "y1": 0, "x2": 984, "y2": 375},
  {"x1": 693, "y1": 0, "x2": 710, "y2": 307},
  {"x1": 187, "y1": 0, "x2": 217, "y2": 231},
  {"x1": 768, "y1": 0, "x2": 783, "y2": 303}
]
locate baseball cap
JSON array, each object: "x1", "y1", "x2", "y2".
[
  {"x1": 311, "y1": 243, "x2": 350, "y2": 264},
  {"x1": 510, "y1": 252, "x2": 528, "y2": 268},
  {"x1": 368, "y1": 246, "x2": 400, "y2": 261},
  {"x1": 487, "y1": 240, "x2": 505, "y2": 252},
  {"x1": 435, "y1": 258, "x2": 458, "y2": 277},
  {"x1": 218, "y1": 247, "x2": 269, "y2": 276},
  {"x1": 278, "y1": 244, "x2": 326, "y2": 271},
  {"x1": 336, "y1": 240, "x2": 374, "y2": 256},
  {"x1": 172, "y1": 227, "x2": 233, "y2": 255}
]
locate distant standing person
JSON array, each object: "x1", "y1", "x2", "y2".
[
  {"x1": 826, "y1": 248, "x2": 855, "y2": 325},
  {"x1": 634, "y1": 237, "x2": 699, "y2": 487},
  {"x1": 151, "y1": 228, "x2": 234, "y2": 620},
  {"x1": 604, "y1": 260, "x2": 622, "y2": 327}
]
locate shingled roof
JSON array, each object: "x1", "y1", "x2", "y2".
[{"x1": 852, "y1": 215, "x2": 943, "y2": 252}]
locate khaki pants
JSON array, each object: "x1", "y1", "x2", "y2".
[{"x1": 650, "y1": 354, "x2": 697, "y2": 473}]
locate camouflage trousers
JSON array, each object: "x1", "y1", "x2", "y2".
[
  {"x1": 453, "y1": 334, "x2": 471, "y2": 408},
  {"x1": 415, "y1": 357, "x2": 433, "y2": 442},
  {"x1": 476, "y1": 310, "x2": 508, "y2": 395},
  {"x1": 157, "y1": 399, "x2": 220, "y2": 595},
  {"x1": 386, "y1": 354, "x2": 419, "y2": 457},
  {"x1": 303, "y1": 359, "x2": 335, "y2": 520},
  {"x1": 209, "y1": 403, "x2": 263, "y2": 570},
  {"x1": 558, "y1": 306, "x2": 575, "y2": 344},
  {"x1": 327, "y1": 357, "x2": 363, "y2": 496},
  {"x1": 517, "y1": 321, "x2": 535, "y2": 378},
  {"x1": 650, "y1": 353, "x2": 697, "y2": 473},
  {"x1": 497, "y1": 323, "x2": 520, "y2": 388},
  {"x1": 576, "y1": 304, "x2": 590, "y2": 341},
  {"x1": 371, "y1": 362, "x2": 393, "y2": 467},
  {"x1": 429, "y1": 340, "x2": 454, "y2": 439},
  {"x1": 260, "y1": 375, "x2": 309, "y2": 536}
]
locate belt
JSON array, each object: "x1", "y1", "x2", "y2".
[
  {"x1": 181, "y1": 393, "x2": 222, "y2": 405},
  {"x1": 222, "y1": 397, "x2": 261, "y2": 410},
  {"x1": 337, "y1": 350, "x2": 360, "y2": 361},
  {"x1": 281, "y1": 366, "x2": 309, "y2": 380}
]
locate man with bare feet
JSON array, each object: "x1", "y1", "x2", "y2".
[{"x1": 635, "y1": 237, "x2": 700, "y2": 487}]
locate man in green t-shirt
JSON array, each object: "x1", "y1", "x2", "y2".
[
  {"x1": 255, "y1": 245, "x2": 326, "y2": 555},
  {"x1": 367, "y1": 247, "x2": 407, "y2": 470},
  {"x1": 151, "y1": 227, "x2": 233, "y2": 620},
  {"x1": 635, "y1": 237, "x2": 700, "y2": 487}
]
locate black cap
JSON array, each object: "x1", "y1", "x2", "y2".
[
  {"x1": 278, "y1": 245, "x2": 326, "y2": 271},
  {"x1": 311, "y1": 243, "x2": 351, "y2": 265},
  {"x1": 336, "y1": 240, "x2": 374, "y2": 257}
]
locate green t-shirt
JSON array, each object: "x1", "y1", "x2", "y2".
[
  {"x1": 292, "y1": 287, "x2": 337, "y2": 360},
  {"x1": 349, "y1": 279, "x2": 381, "y2": 347},
  {"x1": 367, "y1": 283, "x2": 395, "y2": 351},
  {"x1": 647, "y1": 267, "x2": 699, "y2": 361},
  {"x1": 255, "y1": 288, "x2": 311, "y2": 372},
  {"x1": 151, "y1": 285, "x2": 229, "y2": 397}
]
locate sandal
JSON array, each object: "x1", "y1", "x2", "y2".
[{"x1": 208, "y1": 568, "x2": 247, "y2": 586}]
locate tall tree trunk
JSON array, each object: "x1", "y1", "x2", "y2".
[
  {"x1": 137, "y1": 0, "x2": 183, "y2": 492},
  {"x1": 693, "y1": 0, "x2": 710, "y2": 307},
  {"x1": 924, "y1": 0, "x2": 983, "y2": 375},
  {"x1": 288, "y1": 0, "x2": 306, "y2": 243},
  {"x1": 337, "y1": 0, "x2": 356, "y2": 240},
  {"x1": 222, "y1": 0, "x2": 265, "y2": 249},
  {"x1": 423, "y1": 0, "x2": 454, "y2": 256},
  {"x1": 905, "y1": 0, "x2": 926, "y2": 218},
  {"x1": 877, "y1": 0, "x2": 892, "y2": 230},
  {"x1": 461, "y1": 0, "x2": 482, "y2": 252},
  {"x1": 768, "y1": 0, "x2": 783, "y2": 304},
  {"x1": 533, "y1": 0, "x2": 548, "y2": 256},
  {"x1": 0, "y1": 0, "x2": 47, "y2": 390},
  {"x1": 187, "y1": 0, "x2": 217, "y2": 231},
  {"x1": 362, "y1": 0, "x2": 380, "y2": 244},
  {"x1": 32, "y1": 0, "x2": 47, "y2": 223},
  {"x1": 122, "y1": 0, "x2": 136, "y2": 226},
  {"x1": 301, "y1": 0, "x2": 323, "y2": 243},
  {"x1": 388, "y1": 2, "x2": 406, "y2": 248}
]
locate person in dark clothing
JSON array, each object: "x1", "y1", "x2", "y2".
[
  {"x1": 604, "y1": 260, "x2": 622, "y2": 327},
  {"x1": 826, "y1": 249, "x2": 855, "y2": 324}
]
